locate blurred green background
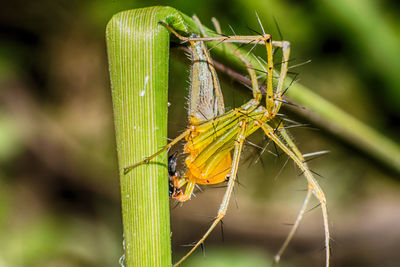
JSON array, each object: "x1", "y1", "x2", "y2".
[{"x1": 1, "y1": 0, "x2": 400, "y2": 266}]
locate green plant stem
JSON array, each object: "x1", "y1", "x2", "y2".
[{"x1": 106, "y1": 6, "x2": 192, "y2": 267}]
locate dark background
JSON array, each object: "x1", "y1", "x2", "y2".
[{"x1": 1, "y1": 0, "x2": 399, "y2": 266}]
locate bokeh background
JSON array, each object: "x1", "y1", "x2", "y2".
[{"x1": 1, "y1": 0, "x2": 400, "y2": 266}]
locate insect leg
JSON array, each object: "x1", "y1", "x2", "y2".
[{"x1": 173, "y1": 120, "x2": 247, "y2": 266}]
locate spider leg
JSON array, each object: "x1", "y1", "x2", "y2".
[
  {"x1": 160, "y1": 21, "x2": 268, "y2": 45},
  {"x1": 211, "y1": 17, "x2": 222, "y2": 35},
  {"x1": 162, "y1": 19, "x2": 273, "y2": 104},
  {"x1": 124, "y1": 128, "x2": 191, "y2": 173},
  {"x1": 273, "y1": 186, "x2": 313, "y2": 265},
  {"x1": 173, "y1": 181, "x2": 196, "y2": 202},
  {"x1": 259, "y1": 122, "x2": 330, "y2": 267},
  {"x1": 173, "y1": 120, "x2": 247, "y2": 267},
  {"x1": 211, "y1": 17, "x2": 262, "y2": 103},
  {"x1": 271, "y1": 40, "x2": 290, "y2": 115},
  {"x1": 192, "y1": 15, "x2": 207, "y2": 37},
  {"x1": 264, "y1": 37, "x2": 275, "y2": 113},
  {"x1": 270, "y1": 122, "x2": 313, "y2": 264}
]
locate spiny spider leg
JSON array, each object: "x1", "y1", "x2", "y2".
[
  {"x1": 259, "y1": 121, "x2": 330, "y2": 267},
  {"x1": 173, "y1": 120, "x2": 247, "y2": 267},
  {"x1": 124, "y1": 129, "x2": 190, "y2": 173}
]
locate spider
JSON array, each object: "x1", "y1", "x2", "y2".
[{"x1": 125, "y1": 15, "x2": 330, "y2": 267}]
